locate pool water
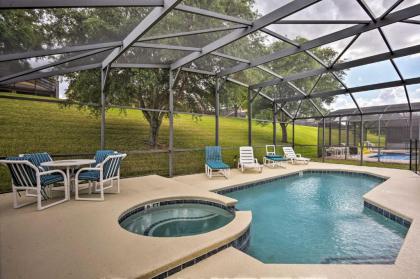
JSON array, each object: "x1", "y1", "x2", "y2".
[
  {"x1": 120, "y1": 203, "x2": 234, "y2": 237},
  {"x1": 225, "y1": 172, "x2": 408, "y2": 264},
  {"x1": 369, "y1": 153, "x2": 409, "y2": 161}
]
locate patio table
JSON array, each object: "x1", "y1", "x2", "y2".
[{"x1": 41, "y1": 159, "x2": 96, "y2": 197}]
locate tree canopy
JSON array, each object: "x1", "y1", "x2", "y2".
[{"x1": 1, "y1": 2, "x2": 345, "y2": 147}]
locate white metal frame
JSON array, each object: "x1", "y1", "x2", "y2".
[
  {"x1": 263, "y1": 145, "x2": 286, "y2": 168},
  {"x1": 283, "y1": 147, "x2": 310, "y2": 165},
  {"x1": 204, "y1": 163, "x2": 230, "y2": 179},
  {"x1": 238, "y1": 146, "x2": 263, "y2": 173},
  {"x1": 74, "y1": 153, "x2": 127, "y2": 201},
  {"x1": 0, "y1": 160, "x2": 69, "y2": 210}
]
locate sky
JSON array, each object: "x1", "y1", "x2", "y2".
[
  {"x1": 55, "y1": 0, "x2": 420, "y2": 112},
  {"x1": 251, "y1": 0, "x2": 420, "y2": 111}
]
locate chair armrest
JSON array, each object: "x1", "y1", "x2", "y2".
[
  {"x1": 39, "y1": 169, "x2": 66, "y2": 177},
  {"x1": 254, "y1": 158, "x2": 259, "y2": 164},
  {"x1": 296, "y1": 154, "x2": 302, "y2": 158}
]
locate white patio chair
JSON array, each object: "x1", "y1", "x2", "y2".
[
  {"x1": 75, "y1": 153, "x2": 127, "y2": 201},
  {"x1": 0, "y1": 157, "x2": 69, "y2": 210},
  {"x1": 238, "y1": 146, "x2": 262, "y2": 173},
  {"x1": 282, "y1": 147, "x2": 310, "y2": 165}
]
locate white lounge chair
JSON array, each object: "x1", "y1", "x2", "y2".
[
  {"x1": 238, "y1": 146, "x2": 263, "y2": 173},
  {"x1": 263, "y1": 145, "x2": 287, "y2": 168},
  {"x1": 282, "y1": 147, "x2": 310, "y2": 165}
]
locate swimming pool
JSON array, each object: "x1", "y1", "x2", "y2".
[
  {"x1": 369, "y1": 153, "x2": 410, "y2": 161},
  {"x1": 119, "y1": 200, "x2": 234, "y2": 237},
  {"x1": 224, "y1": 172, "x2": 408, "y2": 264}
]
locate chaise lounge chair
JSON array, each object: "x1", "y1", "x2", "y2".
[
  {"x1": 205, "y1": 146, "x2": 230, "y2": 179},
  {"x1": 0, "y1": 156, "x2": 69, "y2": 210},
  {"x1": 263, "y1": 145, "x2": 288, "y2": 168},
  {"x1": 238, "y1": 146, "x2": 263, "y2": 173},
  {"x1": 75, "y1": 152, "x2": 126, "y2": 201},
  {"x1": 282, "y1": 147, "x2": 310, "y2": 165}
]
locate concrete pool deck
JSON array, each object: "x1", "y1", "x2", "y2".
[{"x1": 1, "y1": 162, "x2": 420, "y2": 278}]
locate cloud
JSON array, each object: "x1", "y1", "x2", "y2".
[{"x1": 354, "y1": 87, "x2": 408, "y2": 107}]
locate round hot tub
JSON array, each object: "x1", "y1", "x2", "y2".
[{"x1": 119, "y1": 200, "x2": 235, "y2": 237}]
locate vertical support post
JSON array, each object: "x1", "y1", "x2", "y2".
[
  {"x1": 100, "y1": 67, "x2": 109, "y2": 150},
  {"x1": 273, "y1": 102, "x2": 277, "y2": 146},
  {"x1": 353, "y1": 123, "x2": 357, "y2": 149},
  {"x1": 409, "y1": 111, "x2": 413, "y2": 140},
  {"x1": 328, "y1": 120, "x2": 332, "y2": 146},
  {"x1": 345, "y1": 121, "x2": 349, "y2": 160},
  {"x1": 215, "y1": 78, "x2": 220, "y2": 146},
  {"x1": 168, "y1": 70, "x2": 175, "y2": 177},
  {"x1": 378, "y1": 117, "x2": 381, "y2": 162},
  {"x1": 360, "y1": 115, "x2": 364, "y2": 166},
  {"x1": 338, "y1": 116, "x2": 342, "y2": 147},
  {"x1": 292, "y1": 119, "x2": 295, "y2": 149},
  {"x1": 322, "y1": 118, "x2": 325, "y2": 162},
  {"x1": 247, "y1": 88, "x2": 252, "y2": 146}
]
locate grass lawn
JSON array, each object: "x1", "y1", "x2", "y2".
[
  {"x1": 0, "y1": 93, "x2": 318, "y2": 192},
  {"x1": 0, "y1": 92, "x2": 408, "y2": 193}
]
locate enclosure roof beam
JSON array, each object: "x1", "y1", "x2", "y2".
[
  {"x1": 0, "y1": 42, "x2": 122, "y2": 63},
  {"x1": 132, "y1": 43, "x2": 201, "y2": 52},
  {"x1": 219, "y1": 3, "x2": 420, "y2": 77},
  {"x1": 137, "y1": 25, "x2": 246, "y2": 42},
  {"x1": 174, "y1": 5, "x2": 252, "y2": 25},
  {"x1": 377, "y1": 27, "x2": 412, "y2": 112},
  {"x1": 211, "y1": 52, "x2": 250, "y2": 64},
  {"x1": 276, "y1": 76, "x2": 420, "y2": 103},
  {"x1": 0, "y1": 0, "x2": 164, "y2": 9},
  {"x1": 112, "y1": 63, "x2": 170, "y2": 68},
  {"x1": 356, "y1": 0, "x2": 377, "y2": 22},
  {"x1": 380, "y1": 0, "x2": 404, "y2": 19},
  {"x1": 0, "y1": 47, "x2": 112, "y2": 83},
  {"x1": 250, "y1": 43, "x2": 420, "y2": 89},
  {"x1": 274, "y1": 20, "x2": 371, "y2": 24},
  {"x1": 170, "y1": 0, "x2": 322, "y2": 70},
  {"x1": 101, "y1": 0, "x2": 182, "y2": 69},
  {"x1": 258, "y1": 91, "x2": 294, "y2": 120},
  {"x1": 0, "y1": 64, "x2": 102, "y2": 85},
  {"x1": 402, "y1": 19, "x2": 420, "y2": 25}
]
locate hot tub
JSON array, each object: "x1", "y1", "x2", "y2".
[{"x1": 119, "y1": 200, "x2": 235, "y2": 237}]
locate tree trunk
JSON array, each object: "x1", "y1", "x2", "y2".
[
  {"x1": 234, "y1": 105, "x2": 239, "y2": 117},
  {"x1": 147, "y1": 113, "x2": 162, "y2": 148},
  {"x1": 280, "y1": 122, "x2": 288, "y2": 143}
]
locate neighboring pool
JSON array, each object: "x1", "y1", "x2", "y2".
[
  {"x1": 119, "y1": 201, "x2": 234, "y2": 237},
  {"x1": 369, "y1": 153, "x2": 410, "y2": 161},
  {"x1": 224, "y1": 172, "x2": 408, "y2": 264}
]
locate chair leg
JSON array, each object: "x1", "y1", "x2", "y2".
[
  {"x1": 12, "y1": 186, "x2": 18, "y2": 209},
  {"x1": 117, "y1": 177, "x2": 120, "y2": 194},
  {"x1": 100, "y1": 182, "x2": 104, "y2": 201}
]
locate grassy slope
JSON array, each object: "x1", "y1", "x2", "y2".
[
  {"x1": 0, "y1": 93, "x2": 318, "y2": 192},
  {"x1": 0, "y1": 93, "x2": 403, "y2": 192}
]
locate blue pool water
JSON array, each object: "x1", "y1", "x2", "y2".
[
  {"x1": 225, "y1": 172, "x2": 408, "y2": 264},
  {"x1": 369, "y1": 153, "x2": 410, "y2": 161}
]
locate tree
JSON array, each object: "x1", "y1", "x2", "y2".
[
  {"x1": 253, "y1": 38, "x2": 344, "y2": 143},
  {"x1": 59, "y1": 1, "x2": 258, "y2": 148},
  {"x1": 0, "y1": 10, "x2": 47, "y2": 74}
]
